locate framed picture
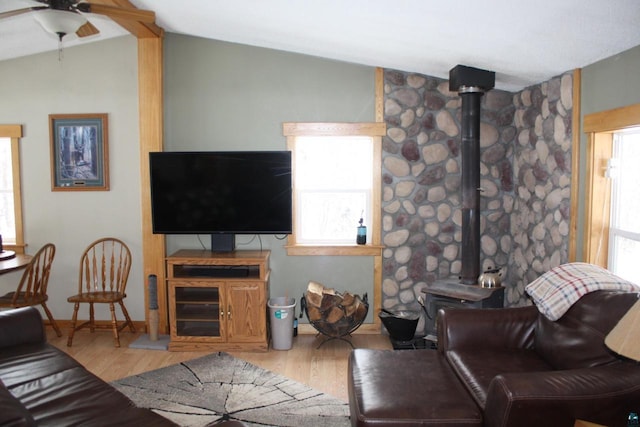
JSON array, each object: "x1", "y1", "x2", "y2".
[{"x1": 49, "y1": 113, "x2": 109, "y2": 191}]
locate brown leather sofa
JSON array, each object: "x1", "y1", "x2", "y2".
[
  {"x1": 349, "y1": 290, "x2": 640, "y2": 427},
  {"x1": 0, "y1": 307, "x2": 246, "y2": 427}
]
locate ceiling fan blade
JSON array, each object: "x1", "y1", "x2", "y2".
[
  {"x1": 0, "y1": 6, "x2": 47, "y2": 20},
  {"x1": 76, "y1": 3, "x2": 155, "y2": 23},
  {"x1": 76, "y1": 20, "x2": 99, "y2": 37}
]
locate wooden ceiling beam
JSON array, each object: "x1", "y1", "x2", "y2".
[
  {"x1": 87, "y1": 0, "x2": 164, "y2": 38},
  {"x1": 85, "y1": 0, "x2": 166, "y2": 332}
]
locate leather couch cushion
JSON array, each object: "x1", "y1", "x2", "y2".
[
  {"x1": 0, "y1": 380, "x2": 36, "y2": 427},
  {"x1": 534, "y1": 291, "x2": 637, "y2": 370},
  {"x1": 0, "y1": 308, "x2": 46, "y2": 350},
  {"x1": 0, "y1": 343, "x2": 175, "y2": 427},
  {"x1": 349, "y1": 349, "x2": 481, "y2": 426},
  {"x1": 446, "y1": 348, "x2": 552, "y2": 408},
  {"x1": 0, "y1": 345, "x2": 80, "y2": 388}
]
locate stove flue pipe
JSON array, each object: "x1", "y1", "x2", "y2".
[
  {"x1": 449, "y1": 65, "x2": 495, "y2": 285},
  {"x1": 459, "y1": 88, "x2": 483, "y2": 284}
]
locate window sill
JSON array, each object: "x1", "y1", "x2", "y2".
[
  {"x1": 285, "y1": 244, "x2": 384, "y2": 256},
  {"x1": 1, "y1": 244, "x2": 26, "y2": 255}
]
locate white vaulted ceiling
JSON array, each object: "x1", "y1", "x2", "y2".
[{"x1": 1, "y1": 0, "x2": 639, "y2": 91}]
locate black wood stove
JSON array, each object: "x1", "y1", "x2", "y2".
[
  {"x1": 422, "y1": 279, "x2": 504, "y2": 342},
  {"x1": 420, "y1": 65, "x2": 504, "y2": 344}
]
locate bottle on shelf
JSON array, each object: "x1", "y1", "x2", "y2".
[{"x1": 357, "y1": 211, "x2": 367, "y2": 245}]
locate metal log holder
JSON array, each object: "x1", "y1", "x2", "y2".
[{"x1": 300, "y1": 292, "x2": 369, "y2": 349}]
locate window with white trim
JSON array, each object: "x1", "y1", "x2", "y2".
[
  {"x1": 0, "y1": 138, "x2": 15, "y2": 243},
  {"x1": 0, "y1": 125, "x2": 25, "y2": 253},
  {"x1": 283, "y1": 122, "x2": 385, "y2": 256},
  {"x1": 608, "y1": 128, "x2": 640, "y2": 284}
]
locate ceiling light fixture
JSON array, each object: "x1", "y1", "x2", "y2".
[
  {"x1": 33, "y1": 9, "x2": 87, "y2": 61},
  {"x1": 33, "y1": 9, "x2": 86, "y2": 42}
]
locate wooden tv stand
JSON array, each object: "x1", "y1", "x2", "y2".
[{"x1": 166, "y1": 249, "x2": 270, "y2": 351}]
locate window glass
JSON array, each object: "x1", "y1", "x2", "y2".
[
  {"x1": 608, "y1": 128, "x2": 640, "y2": 284},
  {"x1": 611, "y1": 131, "x2": 640, "y2": 233},
  {"x1": 295, "y1": 136, "x2": 373, "y2": 245},
  {"x1": 0, "y1": 137, "x2": 16, "y2": 244},
  {"x1": 611, "y1": 235, "x2": 640, "y2": 284}
]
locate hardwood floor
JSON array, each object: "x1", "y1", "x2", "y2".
[{"x1": 46, "y1": 328, "x2": 392, "y2": 402}]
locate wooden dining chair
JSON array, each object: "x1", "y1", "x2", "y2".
[
  {"x1": 67, "y1": 237, "x2": 135, "y2": 347},
  {"x1": 0, "y1": 243, "x2": 62, "y2": 336}
]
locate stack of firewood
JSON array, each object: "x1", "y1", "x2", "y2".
[{"x1": 303, "y1": 281, "x2": 368, "y2": 337}]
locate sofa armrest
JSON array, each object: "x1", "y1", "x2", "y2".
[
  {"x1": 483, "y1": 363, "x2": 640, "y2": 427},
  {"x1": 0, "y1": 307, "x2": 46, "y2": 349},
  {"x1": 437, "y1": 305, "x2": 538, "y2": 353}
]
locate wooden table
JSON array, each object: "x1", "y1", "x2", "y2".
[{"x1": 0, "y1": 253, "x2": 32, "y2": 275}]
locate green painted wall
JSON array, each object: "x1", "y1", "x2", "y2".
[
  {"x1": 163, "y1": 34, "x2": 378, "y2": 321},
  {"x1": 0, "y1": 34, "x2": 377, "y2": 323},
  {"x1": 0, "y1": 36, "x2": 142, "y2": 321},
  {"x1": 576, "y1": 45, "x2": 640, "y2": 259}
]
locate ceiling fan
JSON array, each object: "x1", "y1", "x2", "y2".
[{"x1": 0, "y1": 0, "x2": 155, "y2": 41}]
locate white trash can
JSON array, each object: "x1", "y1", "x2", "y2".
[{"x1": 268, "y1": 297, "x2": 296, "y2": 350}]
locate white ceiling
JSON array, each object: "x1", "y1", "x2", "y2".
[{"x1": 1, "y1": 0, "x2": 639, "y2": 91}]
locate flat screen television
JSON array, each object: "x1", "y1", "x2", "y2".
[{"x1": 149, "y1": 151, "x2": 292, "y2": 252}]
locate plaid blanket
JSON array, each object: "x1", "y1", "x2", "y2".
[{"x1": 525, "y1": 262, "x2": 640, "y2": 321}]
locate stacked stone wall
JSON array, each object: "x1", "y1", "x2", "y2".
[
  {"x1": 508, "y1": 74, "x2": 573, "y2": 304},
  {"x1": 381, "y1": 69, "x2": 572, "y2": 328}
]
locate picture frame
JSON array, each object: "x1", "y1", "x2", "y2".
[{"x1": 49, "y1": 113, "x2": 109, "y2": 191}]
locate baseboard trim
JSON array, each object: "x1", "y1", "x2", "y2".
[
  {"x1": 298, "y1": 322, "x2": 381, "y2": 335},
  {"x1": 46, "y1": 320, "x2": 380, "y2": 336},
  {"x1": 45, "y1": 319, "x2": 147, "y2": 332}
]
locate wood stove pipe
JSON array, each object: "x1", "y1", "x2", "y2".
[{"x1": 449, "y1": 65, "x2": 495, "y2": 285}]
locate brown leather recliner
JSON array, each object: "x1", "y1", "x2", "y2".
[
  {"x1": 349, "y1": 290, "x2": 640, "y2": 427},
  {"x1": 441, "y1": 290, "x2": 640, "y2": 426}
]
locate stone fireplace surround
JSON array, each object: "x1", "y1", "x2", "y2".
[{"x1": 381, "y1": 69, "x2": 573, "y2": 335}]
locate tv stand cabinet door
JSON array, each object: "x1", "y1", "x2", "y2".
[
  {"x1": 168, "y1": 281, "x2": 226, "y2": 344},
  {"x1": 226, "y1": 282, "x2": 267, "y2": 344}
]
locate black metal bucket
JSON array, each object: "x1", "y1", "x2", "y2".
[{"x1": 378, "y1": 309, "x2": 420, "y2": 341}]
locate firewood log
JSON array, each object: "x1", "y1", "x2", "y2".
[
  {"x1": 321, "y1": 292, "x2": 343, "y2": 311},
  {"x1": 322, "y1": 286, "x2": 336, "y2": 296},
  {"x1": 344, "y1": 301, "x2": 357, "y2": 317},
  {"x1": 341, "y1": 292, "x2": 355, "y2": 307},
  {"x1": 307, "y1": 305, "x2": 322, "y2": 322},
  {"x1": 325, "y1": 305, "x2": 345, "y2": 323},
  {"x1": 306, "y1": 281, "x2": 326, "y2": 308},
  {"x1": 354, "y1": 297, "x2": 367, "y2": 322}
]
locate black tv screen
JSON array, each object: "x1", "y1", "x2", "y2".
[{"x1": 149, "y1": 151, "x2": 292, "y2": 248}]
